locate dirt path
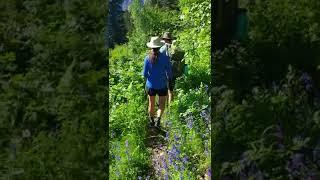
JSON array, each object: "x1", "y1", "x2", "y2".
[
  {"x1": 143, "y1": 105, "x2": 210, "y2": 179},
  {"x1": 145, "y1": 126, "x2": 167, "y2": 179}
]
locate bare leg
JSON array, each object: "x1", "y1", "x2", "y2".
[
  {"x1": 158, "y1": 95, "x2": 167, "y2": 118},
  {"x1": 148, "y1": 95, "x2": 155, "y2": 118},
  {"x1": 168, "y1": 90, "x2": 174, "y2": 104}
]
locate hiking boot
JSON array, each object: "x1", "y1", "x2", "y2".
[
  {"x1": 149, "y1": 117, "x2": 155, "y2": 127},
  {"x1": 155, "y1": 117, "x2": 161, "y2": 128}
]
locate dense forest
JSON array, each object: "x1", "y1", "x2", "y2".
[
  {"x1": 213, "y1": 0, "x2": 320, "y2": 179},
  {"x1": 109, "y1": 0, "x2": 211, "y2": 179},
  {"x1": 0, "y1": 0, "x2": 107, "y2": 179}
]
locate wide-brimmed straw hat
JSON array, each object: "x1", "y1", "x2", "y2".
[
  {"x1": 162, "y1": 32, "x2": 174, "y2": 40},
  {"x1": 146, "y1": 36, "x2": 164, "y2": 48}
]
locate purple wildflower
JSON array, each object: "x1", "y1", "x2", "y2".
[
  {"x1": 207, "y1": 168, "x2": 211, "y2": 177},
  {"x1": 164, "y1": 173, "x2": 169, "y2": 180},
  {"x1": 200, "y1": 109, "x2": 211, "y2": 124},
  {"x1": 180, "y1": 161, "x2": 185, "y2": 171},
  {"x1": 200, "y1": 111, "x2": 206, "y2": 118},
  {"x1": 187, "y1": 119, "x2": 193, "y2": 129},
  {"x1": 170, "y1": 145, "x2": 180, "y2": 159},
  {"x1": 163, "y1": 159, "x2": 168, "y2": 169},
  {"x1": 174, "y1": 134, "x2": 180, "y2": 141},
  {"x1": 204, "y1": 84, "x2": 209, "y2": 92},
  {"x1": 138, "y1": 176, "x2": 142, "y2": 180},
  {"x1": 168, "y1": 156, "x2": 173, "y2": 165},
  {"x1": 182, "y1": 156, "x2": 188, "y2": 164},
  {"x1": 173, "y1": 162, "x2": 179, "y2": 170},
  {"x1": 301, "y1": 72, "x2": 312, "y2": 91},
  {"x1": 165, "y1": 132, "x2": 170, "y2": 141}
]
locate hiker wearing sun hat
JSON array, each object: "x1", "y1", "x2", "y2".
[
  {"x1": 143, "y1": 36, "x2": 173, "y2": 128},
  {"x1": 160, "y1": 32, "x2": 185, "y2": 105},
  {"x1": 160, "y1": 32, "x2": 174, "y2": 56}
]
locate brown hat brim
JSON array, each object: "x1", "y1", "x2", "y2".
[{"x1": 162, "y1": 37, "x2": 175, "y2": 40}]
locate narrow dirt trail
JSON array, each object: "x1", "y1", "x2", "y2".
[
  {"x1": 145, "y1": 126, "x2": 167, "y2": 179},
  {"x1": 143, "y1": 104, "x2": 210, "y2": 179}
]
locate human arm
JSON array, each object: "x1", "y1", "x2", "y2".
[{"x1": 142, "y1": 57, "x2": 149, "y2": 79}]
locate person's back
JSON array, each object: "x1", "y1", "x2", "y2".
[
  {"x1": 169, "y1": 44, "x2": 185, "y2": 79},
  {"x1": 142, "y1": 36, "x2": 172, "y2": 128},
  {"x1": 143, "y1": 52, "x2": 172, "y2": 89}
]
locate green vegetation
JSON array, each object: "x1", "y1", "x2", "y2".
[
  {"x1": 0, "y1": 0, "x2": 107, "y2": 179},
  {"x1": 109, "y1": 0, "x2": 211, "y2": 178},
  {"x1": 213, "y1": 0, "x2": 320, "y2": 179}
]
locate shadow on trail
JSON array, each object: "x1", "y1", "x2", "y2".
[{"x1": 145, "y1": 126, "x2": 166, "y2": 148}]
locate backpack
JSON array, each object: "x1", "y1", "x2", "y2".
[{"x1": 169, "y1": 45, "x2": 185, "y2": 78}]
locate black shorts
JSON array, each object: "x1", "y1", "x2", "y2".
[
  {"x1": 145, "y1": 86, "x2": 168, "y2": 96},
  {"x1": 168, "y1": 78, "x2": 176, "y2": 91}
]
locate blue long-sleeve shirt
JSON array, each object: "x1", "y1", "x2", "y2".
[{"x1": 142, "y1": 52, "x2": 172, "y2": 89}]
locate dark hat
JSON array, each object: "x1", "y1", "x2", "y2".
[{"x1": 162, "y1": 32, "x2": 174, "y2": 40}]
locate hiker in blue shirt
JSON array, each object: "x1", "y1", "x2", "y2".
[
  {"x1": 160, "y1": 32, "x2": 174, "y2": 104},
  {"x1": 143, "y1": 36, "x2": 173, "y2": 127}
]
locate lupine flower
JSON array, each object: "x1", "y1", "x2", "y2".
[
  {"x1": 301, "y1": 72, "x2": 312, "y2": 91},
  {"x1": 165, "y1": 132, "x2": 170, "y2": 141},
  {"x1": 287, "y1": 153, "x2": 305, "y2": 177},
  {"x1": 164, "y1": 173, "x2": 169, "y2": 180},
  {"x1": 200, "y1": 111, "x2": 206, "y2": 119},
  {"x1": 174, "y1": 134, "x2": 180, "y2": 141},
  {"x1": 163, "y1": 159, "x2": 168, "y2": 169},
  {"x1": 204, "y1": 84, "x2": 209, "y2": 92},
  {"x1": 187, "y1": 119, "x2": 193, "y2": 129},
  {"x1": 138, "y1": 176, "x2": 142, "y2": 180},
  {"x1": 173, "y1": 162, "x2": 179, "y2": 170},
  {"x1": 207, "y1": 168, "x2": 211, "y2": 177},
  {"x1": 180, "y1": 173, "x2": 183, "y2": 180},
  {"x1": 182, "y1": 156, "x2": 188, "y2": 164},
  {"x1": 170, "y1": 145, "x2": 180, "y2": 159},
  {"x1": 200, "y1": 109, "x2": 210, "y2": 124},
  {"x1": 168, "y1": 156, "x2": 173, "y2": 165},
  {"x1": 180, "y1": 163, "x2": 185, "y2": 171},
  {"x1": 146, "y1": 176, "x2": 150, "y2": 180}
]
